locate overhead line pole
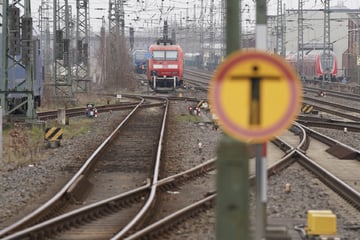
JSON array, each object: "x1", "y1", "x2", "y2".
[
  {"x1": 75, "y1": 0, "x2": 90, "y2": 92},
  {"x1": 276, "y1": 0, "x2": 283, "y2": 56},
  {"x1": 298, "y1": 0, "x2": 304, "y2": 81},
  {"x1": 322, "y1": 0, "x2": 331, "y2": 87},
  {"x1": 209, "y1": 0, "x2": 215, "y2": 70},
  {"x1": 39, "y1": 0, "x2": 52, "y2": 77},
  {"x1": 282, "y1": 3, "x2": 286, "y2": 57},
  {"x1": 200, "y1": 0, "x2": 204, "y2": 67},
  {"x1": 53, "y1": 0, "x2": 73, "y2": 98},
  {"x1": 1, "y1": 0, "x2": 36, "y2": 118}
]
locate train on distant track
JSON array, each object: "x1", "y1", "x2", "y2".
[
  {"x1": 286, "y1": 49, "x2": 338, "y2": 82},
  {"x1": 147, "y1": 38, "x2": 184, "y2": 91},
  {"x1": 184, "y1": 52, "x2": 202, "y2": 68},
  {"x1": 132, "y1": 49, "x2": 148, "y2": 74}
]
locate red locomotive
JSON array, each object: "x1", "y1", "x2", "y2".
[
  {"x1": 286, "y1": 49, "x2": 338, "y2": 82},
  {"x1": 147, "y1": 38, "x2": 184, "y2": 91}
]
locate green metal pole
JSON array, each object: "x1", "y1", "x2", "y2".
[
  {"x1": 226, "y1": 0, "x2": 240, "y2": 55},
  {"x1": 1, "y1": 0, "x2": 9, "y2": 116},
  {"x1": 0, "y1": 106, "x2": 2, "y2": 162},
  {"x1": 25, "y1": 0, "x2": 35, "y2": 118},
  {"x1": 216, "y1": 135, "x2": 249, "y2": 240},
  {"x1": 358, "y1": 27, "x2": 360, "y2": 94},
  {"x1": 216, "y1": 1, "x2": 250, "y2": 240}
]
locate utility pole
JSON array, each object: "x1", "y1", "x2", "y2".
[
  {"x1": 75, "y1": 0, "x2": 90, "y2": 92},
  {"x1": 1, "y1": 0, "x2": 36, "y2": 118},
  {"x1": 323, "y1": 0, "x2": 331, "y2": 86},
  {"x1": 282, "y1": 4, "x2": 286, "y2": 57},
  {"x1": 108, "y1": 0, "x2": 120, "y2": 36},
  {"x1": 209, "y1": 0, "x2": 215, "y2": 70},
  {"x1": 53, "y1": 0, "x2": 73, "y2": 98},
  {"x1": 107, "y1": 0, "x2": 124, "y2": 87},
  {"x1": 100, "y1": 17, "x2": 106, "y2": 85},
  {"x1": 276, "y1": 0, "x2": 283, "y2": 56},
  {"x1": 221, "y1": 0, "x2": 226, "y2": 56},
  {"x1": 119, "y1": 0, "x2": 125, "y2": 36},
  {"x1": 297, "y1": 0, "x2": 304, "y2": 80},
  {"x1": 193, "y1": 3, "x2": 196, "y2": 41},
  {"x1": 39, "y1": 0, "x2": 52, "y2": 77},
  {"x1": 200, "y1": 0, "x2": 204, "y2": 67},
  {"x1": 108, "y1": 0, "x2": 124, "y2": 36},
  {"x1": 356, "y1": 16, "x2": 360, "y2": 92},
  {"x1": 358, "y1": 21, "x2": 360, "y2": 93}
]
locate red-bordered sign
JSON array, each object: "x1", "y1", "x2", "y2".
[{"x1": 208, "y1": 50, "x2": 303, "y2": 143}]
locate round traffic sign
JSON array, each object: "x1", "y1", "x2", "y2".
[{"x1": 208, "y1": 50, "x2": 303, "y2": 143}]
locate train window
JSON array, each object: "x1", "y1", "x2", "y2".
[
  {"x1": 320, "y1": 54, "x2": 333, "y2": 71},
  {"x1": 135, "y1": 52, "x2": 146, "y2": 61},
  {"x1": 153, "y1": 50, "x2": 165, "y2": 60},
  {"x1": 166, "y1": 50, "x2": 178, "y2": 60}
]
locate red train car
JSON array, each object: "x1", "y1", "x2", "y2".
[
  {"x1": 147, "y1": 39, "x2": 184, "y2": 91},
  {"x1": 286, "y1": 50, "x2": 338, "y2": 82}
]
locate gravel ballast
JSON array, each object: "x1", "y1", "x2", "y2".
[{"x1": 0, "y1": 89, "x2": 360, "y2": 239}]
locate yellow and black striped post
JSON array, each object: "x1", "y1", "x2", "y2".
[
  {"x1": 301, "y1": 104, "x2": 314, "y2": 114},
  {"x1": 44, "y1": 127, "x2": 63, "y2": 142}
]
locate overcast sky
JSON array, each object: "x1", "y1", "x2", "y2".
[{"x1": 29, "y1": 0, "x2": 360, "y2": 31}]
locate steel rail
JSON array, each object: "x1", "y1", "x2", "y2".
[
  {"x1": 1, "y1": 158, "x2": 216, "y2": 239},
  {"x1": 124, "y1": 124, "x2": 360, "y2": 239},
  {"x1": 0, "y1": 97, "x2": 147, "y2": 238},
  {"x1": 111, "y1": 97, "x2": 169, "y2": 239}
]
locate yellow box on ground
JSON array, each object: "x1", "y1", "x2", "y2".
[{"x1": 307, "y1": 210, "x2": 337, "y2": 235}]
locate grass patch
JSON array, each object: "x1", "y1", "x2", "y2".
[
  {"x1": 47, "y1": 118, "x2": 93, "y2": 139},
  {"x1": 2, "y1": 118, "x2": 95, "y2": 169},
  {"x1": 2, "y1": 124, "x2": 46, "y2": 168},
  {"x1": 175, "y1": 113, "x2": 202, "y2": 123}
]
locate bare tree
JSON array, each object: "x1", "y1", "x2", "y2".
[{"x1": 101, "y1": 32, "x2": 136, "y2": 91}]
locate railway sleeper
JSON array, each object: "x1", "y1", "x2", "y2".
[
  {"x1": 66, "y1": 175, "x2": 93, "y2": 204},
  {"x1": 326, "y1": 144, "x2": 357, "y2": 160}
]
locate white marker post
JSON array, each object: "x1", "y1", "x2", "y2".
[{"x1": 255, "y1": 0, "x2": 268, "y2": 239}]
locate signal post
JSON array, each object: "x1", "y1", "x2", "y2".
[{"x1": 212, "y1": 1, "x2": 302, "y2": 239}]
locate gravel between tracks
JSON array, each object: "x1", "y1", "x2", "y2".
[
  {"x1": 0, "y1": 89, "x2": 219, "y2": 227},
  {"x1": 0, "y1": 88, "x2": 360, "y2": 239}
]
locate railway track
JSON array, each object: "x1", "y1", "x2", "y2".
[
  {"x1": 2, "y1": 71, "x2": 360, "y2": 239},
  {"x1": 108, "y1": 123, "x2": 359, "y2": 239},
  {"x1": 0, "y1": 95, "x2": 216, "y2": 239},
  {"x1": 0, "y1": 96, "x2": 168, "y2": 239},
  {"x1": 5, "y1": 118, "x2": 359, "y2": 239},
  {"x1": 36, "y1": 94, "x2": 150, "y2": 120}
]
